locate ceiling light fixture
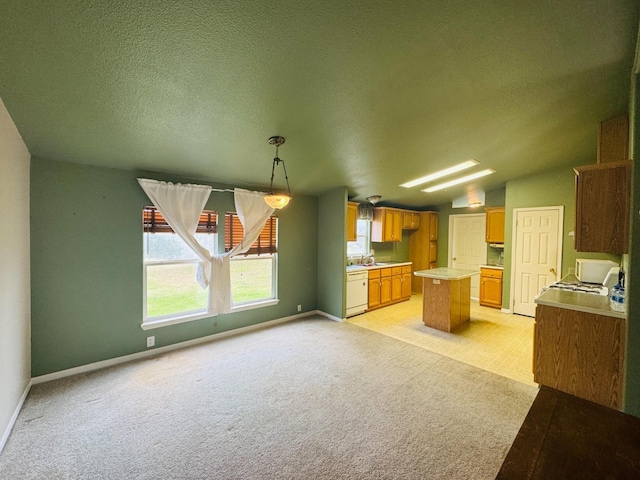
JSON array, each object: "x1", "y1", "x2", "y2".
[
  {"x1": 399, "y1": 160, "x2": 479, "y2": 188},
  {"x1": 422, "y1": 169, "x2": 495, "y2": 193},
  {"x1": 264, "y1": 136, "x2": 292, "y2": 209},
  {"x1": 366, "y1": 195, "x2": 382, "y2": 205}
]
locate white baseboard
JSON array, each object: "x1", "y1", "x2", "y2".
[
  {"x1": 0, "y1": 380, "x2": 32, "y2": 455},
  {"x1": 32, "y1": 310, "x2": 320, "y2": 385},
  {"x1": 317, "y1": 310, "x2": 345, "y2": 322},
  {"x1": 501, "y1": 308, "x2": 511, "y2": 314}
]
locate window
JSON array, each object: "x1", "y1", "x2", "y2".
[
  {"x1": 143, "y1": 207, "x2": 217, "y2": 323},
  {"x1": 225, "y1": 213, "x2": 278, "y2": 306},
  {"x1": 347, "y1": 219, "x2": 370, "y2": 256}
]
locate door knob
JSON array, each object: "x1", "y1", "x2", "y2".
[
  {"x1": 453, "y1": 258, "x2": 457, "y2": 261},
  {"x1": 550, "y1": 268, "x2": 556, "y2": 274}
]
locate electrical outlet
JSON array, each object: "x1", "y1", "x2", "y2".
[
  {"x1": 297, "y1": 304, "x2": 302, "y2": 312},
  {"x1": 146, "y1": 336, "x2": 155, "y2": 348}
]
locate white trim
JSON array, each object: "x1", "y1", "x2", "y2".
[
  {"x1": 0, "y1": 380, "x2": 32, "y2": 455},
  {"x1": 33, "y1": 311, "x2": 321, "y2": 385},
  {"x1": 501, "y1": 308, "x2": 512, "y2": 314},
  {"x1": 317, "y1": 311, "x2": 345, "y2": 322}
]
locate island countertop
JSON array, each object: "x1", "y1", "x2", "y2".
[
  {"x1": 414, "y1": 267, "x2": 479, "y2": 280},
  {"x1": 534, "y1": 288, "x2": 626, "y2": 319}
]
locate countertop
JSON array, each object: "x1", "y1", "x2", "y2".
[
  {"x1": 414, "y1": 267, "x2": 479, "y2": 280},
  {"x1": 481, "y1": 264, "x2": 504, "y2": 270},
  {"x1": 535, "y1": 288, "x2": 626, "y2": 319},
  {"x1": 346, "y1": 261, "x2": 412, "y2": 272}
]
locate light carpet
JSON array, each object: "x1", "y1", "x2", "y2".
[{"x1": 0, "y1": 316, "x2": 537, "y2": 479}]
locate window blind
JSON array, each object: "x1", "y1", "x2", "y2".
[
  {"x1": 143, "y1": 206, "x2": 218, "y2": 234},
  {"x1": 225, "y1": 213, "x2": 277, "y2": 255}
]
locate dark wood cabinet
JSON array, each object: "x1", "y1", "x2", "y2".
[
  {"x1": 597, "y1": 115, "x2": 629, "y2": 164},
  {"x1": 533, "y1": 304, "x2": 625, "y2": 410},
  {"x1": 574, "y1": 160, "x2": 631, "y2": 254}
]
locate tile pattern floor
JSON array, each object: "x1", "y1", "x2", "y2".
[{"x1": 347, "y1": 294, "x2": 536, "y2": 386}]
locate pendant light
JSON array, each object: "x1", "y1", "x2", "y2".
[{"x1": 264, "y1": 136, "x2": 292, "y2": 209}]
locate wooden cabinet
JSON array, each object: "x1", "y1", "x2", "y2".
[
  {"x1": 485, "y1": 207, "x2": 505, "y2": 244},
  {"x1": 402, "y1": 211, "x2": 420, "y2": 230},
  {"x1": 479, "y1": 267, "x2": 502, "y2": 308},
  {"x1": 347, "y1": 202, "x2": 358, "y2": 242},
  {"x1": 574, "y1": 160, "x2": 631, "y2": 254},
  {"x1": 597, "y1": 115, "x2": 629, "y2": 164},
  {"x1": 408, "y1": 211, "x2": 439, "y2": 293},
  {"x1": 367, "y1": 265, "x2": 412, "y2": 311},
  {"x1": 372, "y1": 208, "x2": 403, "y2": 242},
  {"x1": 367, "y1": 270, "x2": 381, "y2": 309},
  {"x1": 534, "y1": 304, "x2": 625, "y2": 410},
  {"x1": 401, "y1": 266, "x2": 412, "y2": 299}
]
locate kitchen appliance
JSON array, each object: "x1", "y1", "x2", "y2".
[
  {"x1": 575, "y1": 259, "x2": 618, "y2": 284},
  {"x1": 346, "y1": 270, "x2": 368, "y2": 317},
  {"x1": 546, "y1": 281, "x2": 608, "y2": 296},
  {"x1": 603, "y1": 267, "x2": 621, "y2": 291}
]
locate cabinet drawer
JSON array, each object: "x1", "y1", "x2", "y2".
[
  {"x1": 392, "y1": 266, "x2": 402, "y2": 276},
  {"x1": 402, "y1": 265, "x2": 412, "y2": 274},
  {"x1": 368, "y1": 269, "x2": 381, "y2": 279},
  {"x1": 481, "y1": 268, "x2": 503, "y2": 279},
  {"x1": 380, "y1": 268, "x2": 392, "y2": 277}
]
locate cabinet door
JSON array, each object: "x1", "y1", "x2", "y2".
[
  {"x1": 368, "y1": 278, "x2": 381, "y2": 309},
  {"x1": 485, "y1": 207, "x2": 505, "y2": 244},
  {"x1": 347, "y1": 202, "x2": 358, "y2": 242},
  {"x1": 401, "y1": 272, "x2": 412, "y2": 299},
  {"x1": 392, "y1": 210, "x2": 402, "y2": 240},
  {"x1": 383, "y1": 209, "x2": 395, "y2": 241},
  {"x1": 391, "y1": 274, "x2": 402, "y2": 301},
  {"x1": 534, "y1": 304, "x2": 625, "y2": 410},
  {"x1": 429, "y1": 241, "x2": 437, "y2": 263},
  {"x1": 429, "y1": 213, "x2": 438, "y2": 241},
  {"x1": 402, "y1": 212, "x2": 419, "y2": 230},
  {"x1": 380, "y1": 277, "x2": 392, "y2": 304},
  {"x1": 598, "y1": 115, "x2": 629, "y2": 164},
  {"x1": 574, "y1": 161, "x2": 631, "y2": 254},
  {"x1": 479, "y1": 277, "x2": 502, "y2": 308}
]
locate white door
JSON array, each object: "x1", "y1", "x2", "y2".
[
  {"x1": 512, "y1": 207, "x2": 563, "y2": 317},
  {"x1": 449, "y1": 214, "x2": 486, "y2": 299}
]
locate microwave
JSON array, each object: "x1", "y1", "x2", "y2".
[{"x1": 575, "y1": 259, "x2": 618, "y2": 284}]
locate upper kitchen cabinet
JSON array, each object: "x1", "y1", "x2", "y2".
[
  {"x1": 402, "y1": 211, "x2": 420, "y2": 230},
  {"x1": 429, "y1": 212, "x2": 438, "y2": 241},
  {"x1": 372, "y1": 207, "x2": 403, "y2": 242},
  {"x1": 347, "y1": 202, "x2": 358, "y2": 242},
  {"x1": 574, "y1": 160, "x2": 631, "y2": 254},
  {"x1": 485, "y1": 207, "x2": 505, "y2": 244},
  {"x1": 597, "y1": 115, "x2": 629, "y2": 164}
]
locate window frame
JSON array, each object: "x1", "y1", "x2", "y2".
[{"x1": 347, "y1": 219, "x2": 371, "y2": 257}]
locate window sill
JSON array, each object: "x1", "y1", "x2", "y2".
[{"x1": 140, "y1": 299, "x2": 279, "y2": 330}]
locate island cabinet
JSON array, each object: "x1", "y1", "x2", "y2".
[
  {"x1": 479, "y1": 267, "x2": 502, "y2": 308},
  {"x1": 408, "y1": 211, "x2": 439, "y2": 293},
  {"x1": 485, "y1": 207, "x2": 505, "y2": 244},
  {"x1": 347, "y1": 202, "x2": 358, "y2": 242},
  {"x1": 533, "y1": 304, "x2": 625, "y2": 410},
  {"x1": 574, "y1": 160, "x2": 631, "y2": 254},
  {"x1": 371, "y1": 207, "x2": 403, "y2": 242}
]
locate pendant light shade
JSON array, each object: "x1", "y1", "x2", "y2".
[{"x1": 264, "y1": 136, "x2": 292, "y2": 209}]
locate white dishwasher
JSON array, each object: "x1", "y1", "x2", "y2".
[{"x1": 346, "y1": 270, "x2": 369, "y2": 317}]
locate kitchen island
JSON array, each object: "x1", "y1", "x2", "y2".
[{"x1": 414, "y1": 268, "x2": 479, "y2": 332}]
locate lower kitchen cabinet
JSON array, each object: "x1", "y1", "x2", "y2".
[
  {"x1": 533, "y1": 304, "x2": 625, "y2": 410},
  {"x1": 367, "y1": 265, "x2": 412, "y2": 311},
  {"x1": 479, "y1": 267, "x2": 503, "y2": 308}
]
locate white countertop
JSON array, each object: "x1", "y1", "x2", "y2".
[
  {"x1": 346, "y1": 261, "x2": 412, "y2": 272},
  {"x1": 414, "y1": 267, "x2": 479, "y2": 280},
  {"x1": 535, "y1": 288, "x2": 626, "y2": 319},
  {"x1": 481, "y1": 264, "x2": 504, "y2": 270}
]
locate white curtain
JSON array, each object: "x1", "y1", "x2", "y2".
[{"x1": 138, "y1": 179, "x2": 274, "y2": 316}]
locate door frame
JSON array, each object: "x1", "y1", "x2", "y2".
[{"x1": 509, "y1": 206, "x2": 564, "y2": 315}]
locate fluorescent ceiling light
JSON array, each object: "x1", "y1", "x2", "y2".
[
  {"x1": 422, "y1": 169, "x2": 495, "y2": 193},
  {"x1": 399, "y1": 160, "x2": 479, "y2": 188}
]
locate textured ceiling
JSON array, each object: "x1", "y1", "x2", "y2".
[{"x1": 0, "y1": 1, "x2": 638, "y2": 208}]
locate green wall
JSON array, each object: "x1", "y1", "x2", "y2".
[
  {"x1": 317, "y1": 187, "x2": 348, "y2": 318},
  {"x1": 30, "y1": 158, "x2": 319, "y2": 376},
  {"x1": 436, "y1": 189, "x2": 506, "y2": 267}
]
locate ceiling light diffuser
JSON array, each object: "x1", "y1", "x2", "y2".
[
  {"x1": 399, "y1": 160, "x2": 479, "y2": 188},
  {"x1": 421, "y1": 169, "x2": 495, "y2": 193}
]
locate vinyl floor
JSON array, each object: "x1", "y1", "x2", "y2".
[{"x1": 347, "y1": 294, "x2": 536, "y2": 386}]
